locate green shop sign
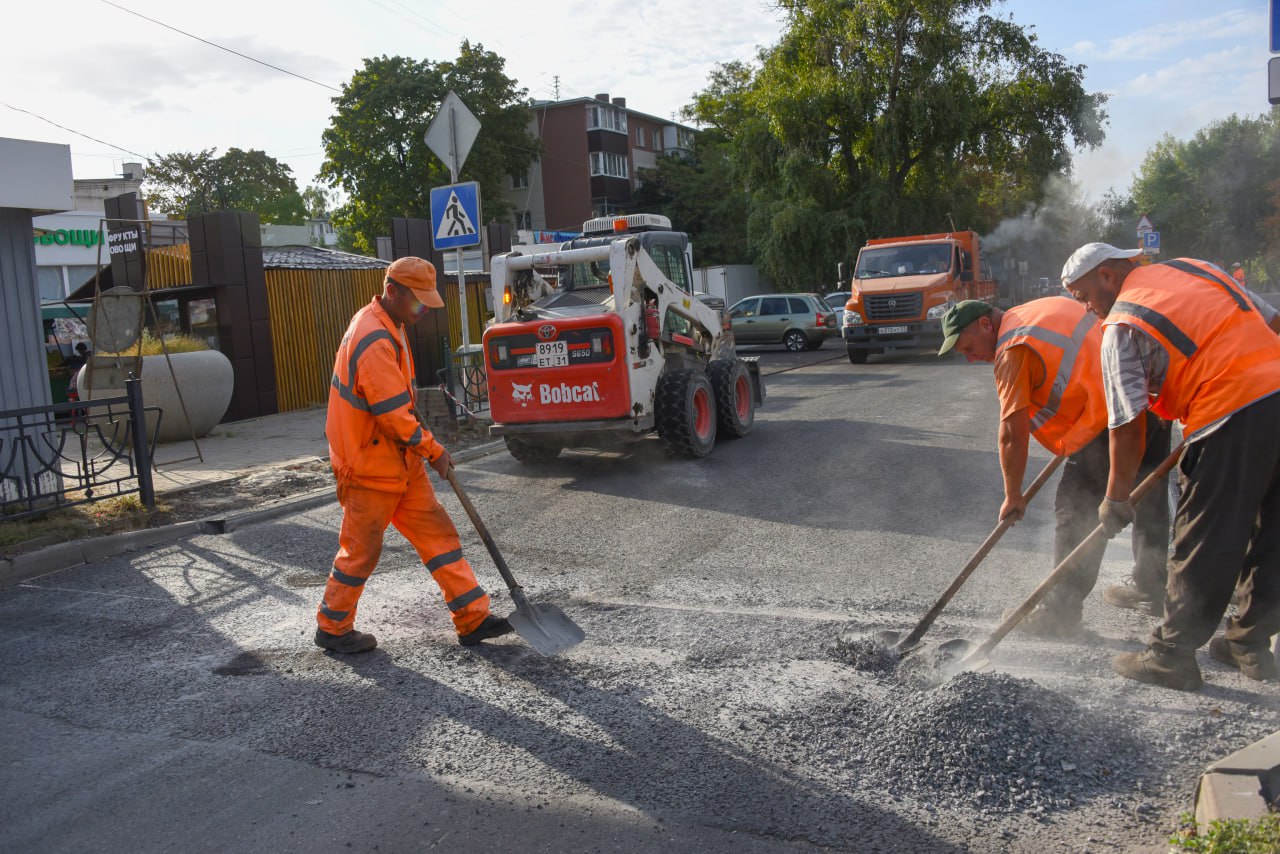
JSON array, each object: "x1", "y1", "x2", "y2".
[{"x1": 33, "y1": 228, "x2": 103, "y2": 247}]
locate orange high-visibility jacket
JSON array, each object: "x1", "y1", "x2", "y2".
[
  {"x1": 1103, "y1": 259, "x2": 1280, "y2": 437},
  {"x1": 995, "y1": 297, "x2": 1108, "y2": 456},
  {"x1": 327, "y1": 297, "x2": 445, "y2": 492}
]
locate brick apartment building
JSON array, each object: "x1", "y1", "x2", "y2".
[{"x1": 504, "y1": 94, "x2": 697, "y2": 233}]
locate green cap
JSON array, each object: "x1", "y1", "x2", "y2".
[{"x1": 938, "y1": 300, "x2": 994, "y2": 355}]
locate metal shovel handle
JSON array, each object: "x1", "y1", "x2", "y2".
[
  {"x1": 898, "y1": 454, "x2": 1066, "y2": 650},
  {"x1": 957, "y1": 442, "x2": 1185, "y2": 670}
]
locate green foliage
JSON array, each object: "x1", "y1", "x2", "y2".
[
  {"x1": 629, "y1": 130, "x2": 750, "y2": 266},
  {"x1": 100, "y1": 330, "x2": 209, "y2": 357},
  {"x1": 145, "y1": 148, "x2": 307, "y2": 224},
  {"x1": 1170, "y1": 811, "x2": 1280, "y2": 853},
  {"x1": 687, "y1": 0, "x2": 1107, "y2": 291},
  {"x1": 1104, "y1": 108, "x2": 1280, "y2": 286},
  {"x1": 318, "y1": 43, "x2": 540, "y2": 254},
  {"x1": 302, "y1": 185, "x2": 331, "y2": 219}
]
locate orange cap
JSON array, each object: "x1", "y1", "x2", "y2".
[{"x1": 386, "y1": 257, "x2": 443, "y2": 308}]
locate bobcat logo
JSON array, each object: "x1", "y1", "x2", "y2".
[{"x1": 511, "y1": 382, "x2": 533, "y2": 407}]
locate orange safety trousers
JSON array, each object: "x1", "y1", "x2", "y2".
[{"x1": 316, "y1": 462, "x2": 491, "y2": 636}]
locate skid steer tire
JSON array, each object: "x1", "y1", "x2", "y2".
[
  {"x1": 656, "y1": 369, "x2": 717, "y2": 458},
  {"x1": 504, "y1": 435, "x2": 562, "y2": 464},
  {"x1": 847, "y1": 348, "x2": 869, "y2": 364},
  {"x1": 708, "y1": 359, "x2": 754, "y2": 439}
]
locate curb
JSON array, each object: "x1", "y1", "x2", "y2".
[
  {"x1": 0, "y1": 439, "x2": 510, "y2": 591},
  {"x1": 1194, "y1": 730, "x2": 1280, "y2": 828}
]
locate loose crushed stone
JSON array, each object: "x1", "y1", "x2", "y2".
[
  {"x1": 773, "y1": 665, "x2": 1146, "y2": 814},
  {"x1": 831, "y1": 635, "x2": 900, "y2": 672}
]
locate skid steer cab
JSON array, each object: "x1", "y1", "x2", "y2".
[{"x1": 484, "y1": 213, "x2": 764, "y2": 463}]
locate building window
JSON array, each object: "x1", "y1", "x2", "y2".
[
  {"x1": 587, "y1": 105, "x2": 628, "y2": 134},
  {"x1": 514, "y1": 211, "x2": 532, "y2": 229},
  {"x1": 511, "y1": 170, "x2": 529, "y2": 190},
  {"x1": 38, "y1": 267, "x2": 65, "y2": 301},
  {"x1": 635, "y1": 127, "x2": 646, "y2": 147},
  {"x1": 589, "y1": 151, "x2": 629, "y2": 179},
  {"x1": 591, "y1": 198, "x2": 626, "y2": 217}
]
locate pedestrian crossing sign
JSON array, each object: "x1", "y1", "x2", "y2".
[{"x1": 430, "y1": 181, "x2": 482, "y2": 250}]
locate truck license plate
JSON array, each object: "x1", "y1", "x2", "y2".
[
  {"x1": 535, "y1": 341, "x2": 568, "y2": 367},
  {"x1": 878, "y1": 325, "x2": 909, "y2": 335}
]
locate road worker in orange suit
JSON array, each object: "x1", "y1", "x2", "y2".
[
  {"x1": 938, "y1": 297, "x2": 1171, "y2": 636},
  {"x1": 315, "y1": 256, "x2": 514, "y2": 654},
  {"x1": 1062, "y1": 244, "x2": 1280, "y2": 691}
]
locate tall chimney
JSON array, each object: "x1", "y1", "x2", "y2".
[
  {"x1": 612, "y1": 97, "x2": 626, "y2": 108},
  {"x1": 594, "y1": 93, "x2": 610, "y2": 102}
]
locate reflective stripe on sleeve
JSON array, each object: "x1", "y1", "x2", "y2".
[
  {"x1": 368, "y1": 390, "x2": 412, "y2": 416},
  {"x1": 407, "y1": 426, "x2": 424, "y2": 447},
  {"x1": 997, "y1": 313, "x2": 1094, "y2": 430}
]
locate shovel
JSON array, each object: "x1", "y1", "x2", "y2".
[
  {"x1": 876, "y1": 455, "x2": 1066, "y2": 654},
  {"x1": 445, "y1": 467, "x2": 586, "y2": 656},
  {"x1": 939, "y1": 442, "x2": 1185, "y2": 678}
]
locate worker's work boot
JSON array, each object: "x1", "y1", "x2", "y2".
[
  {"x1": 458, "y1": 614, "x2": 515, "y2": 647},
  {"x1": 1208, "y1": 636, "x2": 1278, "y2": 682},
  {"x1": 1112, "y1": 647, "x2": 1202, "y2": 691},
  {"x1": 1103, "y1": 583, "x2": 1161, "y2": 616},
  {"x1": 1007, "y1": 604, "x2": 1081, "y2": 639},
  {"x1": 314, "y1": 628, "x2": 378, "y2": 654}
]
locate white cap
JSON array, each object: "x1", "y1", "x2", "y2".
[{"x1": 1060, "y1": 242, "x2": 1143, "y2": 286}]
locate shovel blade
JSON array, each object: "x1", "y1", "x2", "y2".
[{"x1": 508, "y1": 602, "x2": 586, "y2": 657}]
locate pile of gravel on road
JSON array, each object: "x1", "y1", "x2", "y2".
[
  {"x1": 831, "y1": 635, "x2": 899, "y2": 672},
  {"x1": 776, "y1": 670, "x2": 1144, "y2": 816},
  {"x1": 855, "y1": 672, "x2": 1141, "y2": 814}
]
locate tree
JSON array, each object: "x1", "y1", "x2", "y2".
[
  {"x1": 145, "y1": 148, "x2": 307, "y2": 224},
  {"x1": 318, "y1": 43, "x2": 540, "y2": 254},
  {"x1": 687, "y1": 0, "x2": 1107, "y2": 291},
  {"x1": 1125, "y1": 109, "x2": 1280, "y2": 282},
  {"x1": 629, "y1": 130, "x2": 750, "y2": 266},
  {"x1": 302, "y1": 185, "x2": 331, "y2": 219}
]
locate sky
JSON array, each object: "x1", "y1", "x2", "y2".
[{"x1": 0, "y1": 0, "x2": 1274, "y2": 208}]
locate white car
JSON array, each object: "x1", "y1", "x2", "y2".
[{"x1": 824, "y1": 291, "x2": 851, "y2": 327}]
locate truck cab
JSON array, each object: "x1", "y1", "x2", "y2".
[{"x1": 842, "y1": 230, "x2": 996, "y2": 364}]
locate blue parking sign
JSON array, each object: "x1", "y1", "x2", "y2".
[
  {"x1": 1143, "y1": 230, "x2": 1160, "y2": 252},
  {"x1": 430, "y1": 182, "x2": 482, "y2": 250}
]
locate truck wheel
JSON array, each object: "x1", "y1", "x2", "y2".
[
  {"x1": 504, "y1": 435, "x2": 562, "y2": 463},
  {"x1": 784, "y1": 330, "x2": 807, "y2": 351},
  {"x1": 656, "y1": 369, "x2": 717, "y2": 457},
  {"x1": 847, "y1": 348, "x2": 869, "y2": 364},
  {"x1": 708, "y1": 359, "x2": 754, "y2": 439}
]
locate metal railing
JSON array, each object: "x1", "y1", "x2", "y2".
[
  {"x1": 1, "y1": 378, "x2": 158, "y2": 521},
  {"x1": 436, "y1": 344, "x2": 490, "y2": 422}
]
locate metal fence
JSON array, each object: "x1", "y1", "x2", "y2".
[
  {"x1": 1, "y1": 378, "x2": 157, "y2": 521},
  {"x1": 436, "y1": 344, "x2": 490, "y2": 421}
]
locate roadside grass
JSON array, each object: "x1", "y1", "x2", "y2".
[
  {"x1": 0, "y1": 494, "x2": 170, "y2": 551},
  {"x1": 1170, "y1": 812, "x2": 1280, "y2": 853}
]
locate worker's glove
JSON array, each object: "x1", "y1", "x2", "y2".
[
  {"x1": 428, "y1": 449, "x2": 454, "y2": 479},
  {"x1": 1097, "y1": 497, "x2": 1135, "y2": 538}
]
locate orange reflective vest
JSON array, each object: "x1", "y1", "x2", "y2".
[
  {"x1": 327, "y1": 297, "x2": 444, "y2": 492},
  {"x1": 995, "y1": 297, "x2": 1108, "y2": 456},
  {"x1": 1103, "y1": 259, "x2": 1280, "y2": 436}
]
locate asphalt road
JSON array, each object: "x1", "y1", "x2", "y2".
[{"x1": 2, "y1": 342, "x2": 1276, "y2": 852}]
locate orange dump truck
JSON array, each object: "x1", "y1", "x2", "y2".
[{"x1": 841, "y1": 231, "x2": 997, "y2": 363}]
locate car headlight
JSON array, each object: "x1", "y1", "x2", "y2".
[
  {"x1": 843, "y1": 310, "x2": 864, "y2": 326},
  {"x1": 926, "y1": 303, "x2": 951, "y2": 320}
]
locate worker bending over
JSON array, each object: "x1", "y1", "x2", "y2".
[
  {"x1": 939, "y1": 297, "x2": 1171, "y2": 636},
  {"x1": 316, "y1": 256, "x2": 514, "y2": 654},
  {"x1": 1062, "y1": 244, "x2": 1280, "y2": 690}
]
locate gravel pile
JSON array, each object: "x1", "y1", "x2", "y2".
[
  {"x1": 831, "y1": 635, "x2": 900, "y2": 672},
  {"x1": 852, "y1": 672, "x2": 1140, "y2": 814},
  {"x1": 773, "y1": 667, "x2": 1145, "y2": 817}
]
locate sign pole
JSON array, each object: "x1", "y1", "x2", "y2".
[{"x1": 447, "y1": 106, "x2": 471, "y2": 349}]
